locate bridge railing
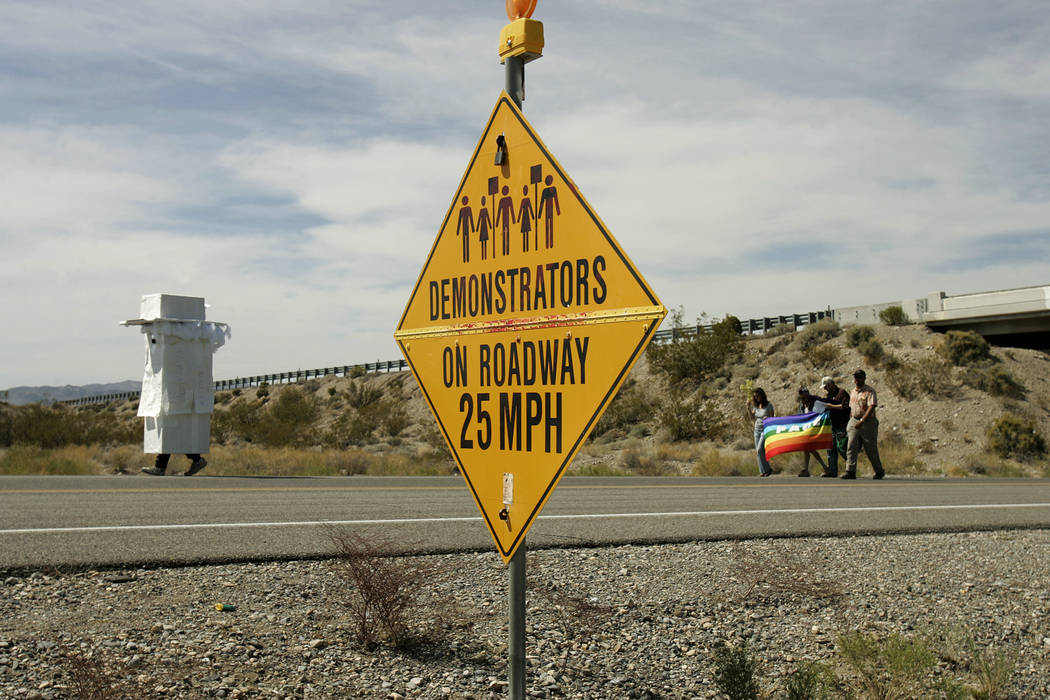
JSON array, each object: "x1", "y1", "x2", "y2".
[
  {"x1": 61, "y1": 359, "x2": 409, "y2": 407},
  {"x1": 59, "y1": 308, "x2": 832, "y2": 407},
  {"x1": 652, "y1": 309, "x2": 833, "y2": 343}
]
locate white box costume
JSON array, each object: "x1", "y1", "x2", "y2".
[{"x1": 122, "y1": 294, "x2": 230, "y2": 454}]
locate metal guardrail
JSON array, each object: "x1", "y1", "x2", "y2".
[
  {"x1": 60, "y1": 359, "x2": 409, "y2": 407},
  {"x1": 58, "y1": 308, "x2": 831, "y2": 407},
  {"x1": 652, "y1": 309, "x2": 833, "y2": 342}
]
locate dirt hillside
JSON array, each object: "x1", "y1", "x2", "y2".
[{"x1": 74, "y1": 322, "x2": 1050, "y2": 478}]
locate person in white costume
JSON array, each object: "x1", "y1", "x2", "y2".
[{"x1": 122, "y1": 294, "x2": 230, "y2": 476}]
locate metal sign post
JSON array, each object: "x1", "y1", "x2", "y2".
[
  {"x1": 502, "y1": 9, "x2": 534, "y2": 699},
  {"x1": 394, "y1": 3, "x2": 664, "y2": 698}
]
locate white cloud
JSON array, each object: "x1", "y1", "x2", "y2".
[{"x1": 2, "y1": 1, "x2": 1049, "y2": 388}]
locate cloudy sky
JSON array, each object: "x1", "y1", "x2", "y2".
[{"x1": 2, "y1": 1, "x2": 1049, "y2": 389}]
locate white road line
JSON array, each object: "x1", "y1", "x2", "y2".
[{"x1": 2, "y1": 503, "x2": 1049, "y2": 535}]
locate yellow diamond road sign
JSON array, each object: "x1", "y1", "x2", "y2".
[{"x1": 395, "y1": 92, "x2": 665, "y2": 562}]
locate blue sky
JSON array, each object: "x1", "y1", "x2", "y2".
[{"x1": 2, "y1": 1, "x2": 1049, "y2": 388}]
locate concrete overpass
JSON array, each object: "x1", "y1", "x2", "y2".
[{"x1": 834, "y1": 284, "x2": 1050, "y2": 349}]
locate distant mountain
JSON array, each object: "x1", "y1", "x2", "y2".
[{"x1": 2, "y1": 381, "x2": 141, "y2": 406}]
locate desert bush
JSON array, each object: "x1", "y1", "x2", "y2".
[
  {"x1": 690, "y1": 447, "x2": 753, "y2": 476},
  {"x1": 794, "y1": 317, "x2": 841, "y2": 350},
  {"x1": 595, "y1": 379, "x2": 659, "y2": 437},
  {"x1": 804, "y1": 342, "x2": 839, "y2": 368},
  {"x1": 845, "y1": 325, "x2": 876, "y2": 348},
  {"x1": 327, "y1": 531, "x2": 435, "y2": 648},
  {"x1": 256, "y1": 386, "x2": 269, "y2": 399},
  {"x1": 215, "y1": 391, "x2": 232, "y2": 405},
  {"x1": 231, "y1": 388, "x2": 242, "y2": 397},
  {"x1": 647, "y1": 309, "x2": 742, "y2": 386},
  {"x1": 252, "y1": 387, "x2": 320, "y2": 447},
  {"x1": 211, "y1": 401, "x2": 259, "y2": 445},
  {"x1": 962, "y1": 366, "x2": 1025, "y2": 399},
  {"x1": 346, "y1": 381, "x2": 384, "y2": 409},
  {"x1": 325, "y1": 404, "x2": 383, "y2": 448},
  {"x1": 785, "y1": 661, "x2": 835, "y2": 700},
  {"x1": 856, "y1": 337, "x2": 885, "y2": 363},
  {"x1": 531, "y1": 582, "x2": 613, "y2": 641},
  {"x1": 8, "y1": 404, "x2": 138, "y2": 448},
  {"x1": 938, "y1": 330, "x2": 993, "y2": 367},
  {"x1": 328, "y1": 387, "x2": 338, "y2": 397},
  {"x1": 0, "y1": 407, "x2": 12, "y2": 447},
  {"x1": 382, "y1": 404, "x2": 411, "y2": 437},
  {"x1": 712, "y1": 642, "x2": 760, "y2": 700},
  {"x1": 731, "y1": 549, "x2": 844, "y2": 601},
  {"x1": 967, "y1": 641, "x2": 1016, "y2": 700},
  {"x1": 878, "y1": 305, "x2": 909, "y2": 325},
  {"x1": 619, "y1": 447, "x2": 676, "y2": 476},
  {"x1": 349, "y1": 365, "x2": 367, "y2": 379},
  {"x1": 886, "y1": 356, "x2": 954, "y2": 399},
  {"x1": 837, "y1": 631, "x2": 935, "y2": 700},
  {"x1": 64, "y1": 646, "x2": 154, "y2": 699},
  {"x1": 985, "y1": 413, "x2": 1046, "y2": 462},
  {"x1": 658, "y1": 392, "x2": 730, "y2": 442}
]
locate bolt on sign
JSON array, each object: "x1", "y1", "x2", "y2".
[{"x1": 395, "y1": 92, "x2": 665, "y2": 563}]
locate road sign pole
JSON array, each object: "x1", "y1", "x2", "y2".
[
  {"x1": 508, "y1": 540, "x2": 526, "y2": 700},
  {"x1": 505, "y1": 45, "x2": 526, "y2": 700},
  {"x1": 505, "y1": 55, "x2": 525, "y2": 109}
]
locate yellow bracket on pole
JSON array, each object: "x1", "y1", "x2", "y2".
[{"x1": 499, "y1": 18, "x2": 544, "y2": 64}]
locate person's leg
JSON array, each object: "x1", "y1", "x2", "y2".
[
  {"x1": 755, "y1": 431, "x2": 771, "y2": 476},
  {"x1": 184, "y1": 454, "x2": 208, "y2": 476},
  {"x1": 824, "y1": 432, "x2": 838, "y2": 477},
  {"x1": 862, "y1": 420, "x2": 884, "y2": 478},
  {"x1": 843, "y1": 420, "x2": 860, "y2": 478},
  {"x1": 799, "y1": 452, "x2": 811, "y2": 477},
  {"x1": 142, "y1": 453, "x2": 169, "y2": 476}
]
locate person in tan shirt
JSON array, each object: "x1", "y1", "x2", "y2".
[{"x1": 842, "y1": 369, "x2": 885, "y2": 480}]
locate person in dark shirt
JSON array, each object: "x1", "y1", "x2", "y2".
[{"x1": 818, "y1": 376, "x2": 850, "y2": 477}]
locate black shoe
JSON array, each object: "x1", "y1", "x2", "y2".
[
  {"x1": 840, "y1": 471, "x2": 856, "y2": 480},
  {"x1": 821, "y1": 471, "x2": 837, "y2": 478},
  {"x1": 759, "y1": 472, "x2": 772, "y2": 477},
  {"x1": 184, "y1": 458, "x2": 208, "y2": 476},
  {"x1": 141, "y1": 466, "x2": 166, "y2": 476},
  {"x1": 798, "y1": 470, "x2": 810, "y2": 477},
  {"x1": 873, "y1": 471, "x2": 885, "y2": 480}
]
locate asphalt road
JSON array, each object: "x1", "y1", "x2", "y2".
[{"x1": 2, "y1": 475, "x2": 1049, "y2": 571}]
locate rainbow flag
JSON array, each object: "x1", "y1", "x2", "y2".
[{"x1": 761, "y1": 411, "x2": 832, "y2": 459}]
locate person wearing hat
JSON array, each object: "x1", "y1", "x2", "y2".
[
  {"x1": 818, "y1": 376, "x2": 850, "y2": 477},
  {"x1": 843, "y1": 369, "x2": 885, "y2": 480}
]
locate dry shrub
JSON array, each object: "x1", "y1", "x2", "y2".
[
  {"x1": 531, "y1": 580, "x2": 613, "y2": 641},
  {"x1": 857, "y1": 338, "x2": 885, "y2": 364},
  {"x1": 837, "y1": 631, "x2": 936, "y2": 700},
  {"x1": 0, "y1": 444, "x2": 105, "y2": 475},
  {"x1": 985, "y1": 413, "x2": 1047, "y2": 462},
  {"x1": 886, "y1": 356, "x2": 954, "y2": 399},
  {"x1": 327, "y1": 531, "x2": 437, "y2": 648},
  {"x1": 805, "y1": 342, "x2": 839, "y2": 368},
  {"x1": 962, "y1": 366, "x2": 1025, "y2": 399},
  {"x1": 619, "y1": 447, "x2": 676, "y2": 476},
  {"x1": 658, "y1": 392, "x2": 730, "y2": 442},
  {"x1": 794, "y1": 318, "x2": 841, "y2": 350},
  {"x1": 878, "y1": 305, "x2": 909, "y2": 325},
  {"x1": 730, "y1": 548, "x2": 845, "y2": 602},
  {"x1": 879, "y1": 432, "x2": 923, "y2": 474},
  {"x1": 64, "y1": 648, "x2": 153, "y2": 699},
  {"x1": 595, "y1": 378, "x2": 659, "y2": 437},
  {"x1": 938, "y1": 330, "x2": 993, "y2": 367},
  {"x1": 691, "y1": 447, "x2": 754, "y2": 476},
  {"x1": 845, "y1": 325, "x2": 876, "y2": 348}
]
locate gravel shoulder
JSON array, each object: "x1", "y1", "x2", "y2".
[{"x1": 2, "y1": 530, "x2": 1049, "y2": 699}]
